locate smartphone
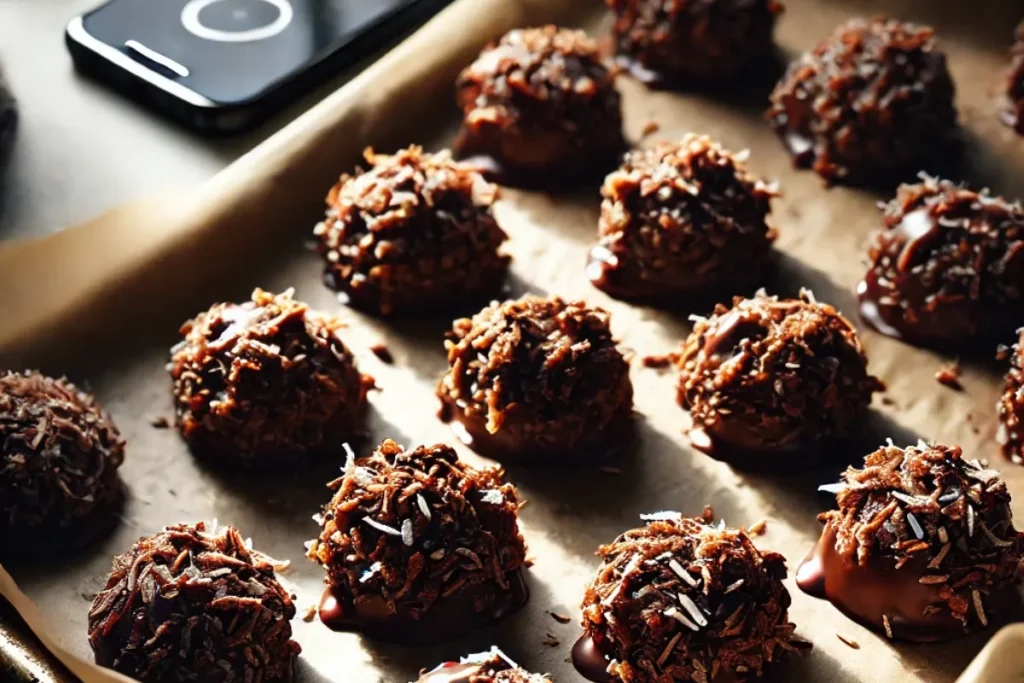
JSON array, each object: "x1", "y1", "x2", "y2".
[{"x1": 66, "y1": 0, "x2": 453, "y2": 133}]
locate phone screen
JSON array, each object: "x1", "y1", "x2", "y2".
[{"x1": 82, "y1": 0, "x2": 423, "y2": 105}]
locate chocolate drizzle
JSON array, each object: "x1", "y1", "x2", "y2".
[{"x1": 857, "y1": 176, "x2": 1024, "y2": 350}]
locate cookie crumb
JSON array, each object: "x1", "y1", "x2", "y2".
[
  {"x1": 641, "y1": 120, "x2": 661, "y2": 137},
  {"x1": 370, "y1": 343, "x2": 394, "y2": 364},
  {"x1": 542, "y1": 634, "x2": 560, "y2": 647},
  {"x1": 598, "y1": 466, "x2": 621, "y2": 475},
  {"x1": 642, "y1": 353, "x2": 673, "y2": 368},
  {"x1": 747, "y1": 519, "x2": 767, "y2": 536},
  {"x1": 935, "y1": 361, "x2": 961, "y2": 390},
  {"x1": 836, "y1": 633, "x2": 859, "y2": 649},
  {"x1": 549, "y1": 611, "x2": 572, "y2": 624},
  {"x1": 303, "y1": 605, "x2": 317, "y2": 622},
  {"x1": 150, "y1": 416, "x2": 170, "y2": 428}
]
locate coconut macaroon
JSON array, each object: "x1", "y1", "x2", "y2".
[
  {"x1": 314, "y1": 146, "x2": 510, "y2": 316},
  {"x1": 454, "y1": 26, "x2": 624, "y2": 184},
  {"x1": 676, "y1": 290, "x2": 882, "y2": 463},
  {"x1": 588, "y1": 134, "x2": 779, "y2": 303},
  {"x1": 437, "y1": 295, "x2": 634, "y2": 464},
  {"x1": 88, "y1": 522, "x2": 300, "y2": 682},
  {"x1": 307, "y1": 439, "x2": 529, "y2": 643},
  {"x1": 575, "y1": 511, "x2": 805, "y2": 683},
  {"x1": 417, "y1": 648, "x2": 552, "y2": 683},
  {"x1": 0, "y1": 371, "x2": 125, "y2": 559},
  {"x1": 169, "y1": 288, "x2": 374, "y2": 467},
  {"x1": 799, "y1": 442, "x2": 1024, "y2": 641}
]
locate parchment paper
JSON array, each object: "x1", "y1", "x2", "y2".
[{"x1": 3, "y1": 0, "x2": 1024, "y2": 681}]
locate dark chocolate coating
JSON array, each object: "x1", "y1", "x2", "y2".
[
  {"x1": 1001, "y1": 23, "x2": 1024, "y2": 134},
  {"x1": 454, "y1": 26, "x2": 624, "y2": 185},
  {"x1": 801, "y1": 443, "x2": 1024, "y2": 641},
  {"x1": 169, "y1": 288, "x2": 373, "y2": 467},
  {"x1": 588, "y1": 134, "x2": 778, "y2": 303},
  {"x1": 314, "y1": 146, "x2": 510, "y2": 316},
  {"x1": 857, "y1": 176, "x2": 1024, "y2": 351},
  {"x1": 767, "y1": 17, "x2": 957, "y2": 186},
  {"x1": 88, "y1": 522, "x2": 300, "y2": 683},
  {"x1": 676, "y1": 291, "x2": 881, "y2": 461},
  {"x1": 307, "y1": 440, "x2": 529, "y2": 644},
  {"x1": 418, "y1": 651, "x2": 551, "y2": 683},
  {"x1": 0, "y1": 371, "x2": 125, "y2": 559},
  {"x1": 437, "y1": 295, "x2": 634, "y2": 465},
  {"x1": 578, "y1": 514, "x2": 802, "y2": 683},
  {"x1": 607, "y1": 0, "x2": 783, "y2": 85}
]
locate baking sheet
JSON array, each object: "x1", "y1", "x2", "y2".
[{"x1": 4, "y1": 0, "x2": 1024, "y2": 681}]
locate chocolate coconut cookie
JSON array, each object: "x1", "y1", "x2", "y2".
[
  {"x1": 419, "y1": 649, "x2": 552, "y2": 683},
  {"x1": 437, "y1": 295, "x2": 634, "y2": 464},
  {"x1": 1001, "y1": 23, "x2": 1024, "y2": 134},
  {"x1": 314, "y1": 146, "x2": 510, "y2": 316},
  {"x1": 88, "y1": 522, "x2": 300, "y2": 682},
  {"x1": 576, "y1": 512, "x2": 804, "y2": 683},
  {"x1": 858, "y1": 176, "x2": 1024, "y2": 350},
  {"x1": 169, "y1": 288, "x2": 373, "y2": 467},
  {"x1": 998, "y1": 330, "x2": 1024, "y2": 465},
  {"x1": 588, "y1": 134, "x2": 779, "y2": 302},
  {"x1": 0, "y1": 371, "x2": 125, "y2": 559},
  {"x1": 454, "y1": 26, "x2": 624, "y2": 184},
  {"x1": 676, "y1": 290, "x2": 882, "y2": 462},
  {"x1": 607, "y1": 0, "x2": 784, "y2": 86},
  {"x1": 767, "y1": 17, "x2": 957, "y2": 186},
  {"x1": 307, "y1": 439, "x2": 528, "y2": 644},
  {"x1": 799, "y1": 442, "x2": 1024, "y2": 641}
]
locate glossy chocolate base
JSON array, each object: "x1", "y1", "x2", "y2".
[
  {"x1": 452, "y1": 126, "x2": 625, "y2": 190},
  {"x1": 318, "y1": 569, "x2": 528, "y2": 644},
  {"x1": 0, "y1": 482, "x2": 124, "y2": 562},
  {"x1": 323, "y1": 266, "x2": 508, "y2": 320},
  {"x1": 440, "y1": 399, "x2": 634, "y2": 466},
  {"x1": 573, "y1": 634, "x2": 745, "y2": 683},
  {"x1": 856, "y1": 275, "x2": 1018, "y2": 354},
  {"x1": 796, "y1": 524, "x2": 968, "y2": 642},
  {"x1": 585, "y1": 245, "x2": 764, "y2": 308},
  {"x1": 685, "y1": 422, "x2": 834, "y2": 472}
]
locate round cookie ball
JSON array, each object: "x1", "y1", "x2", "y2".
[
  {"x1": 767, "y1": 17, "x2": 957, "y2": 186},
  {"x1": 676, "y1": 290, "x2": 882, "y2": 461},
  {"x1": 575, "y1": 512, "x2": 802, "y2": 683},
  {"x1": 437, "y1": 295, "x2": 634, "y2": 464},
  {"x1": 607, "y1": 0, "x2": 784, "y2": 85},
  {"x1": 88, "y1": 522, "x2": 299, "y2": 682},
  {"x1": 997, "y1": 329, "x2": 1024, "y2": 465},
  {"x1": 169, "y1": 288, "x2": 373, "y2": 467},
  {"x1": 314, "y1": 146, "x2": 510, "y2": 316},
  {"x1": 798, "y1": 442, "x2": 1024, "y2": 641},
  {"x1": 454, "y1": 26, "x2": 624, "y2": 185},
  {"x1": 587, "y1": 134, "x2": 779, "y2": 303},
  {"x1": 419, "y1": 649, "x2": 552, "y2": 683},
  {"x1": 307, "y1": 439, "x2": 529, "y2": 644},
  {"x1": 857, "y1": 176, "x2": 1024, "y2": 351},
  {"x1": 1001, "y1": 23, "x2": 1024, "y2": 134},
  {"x1": 0, "y1": 371, "x2": 125, "y2": 559}
]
